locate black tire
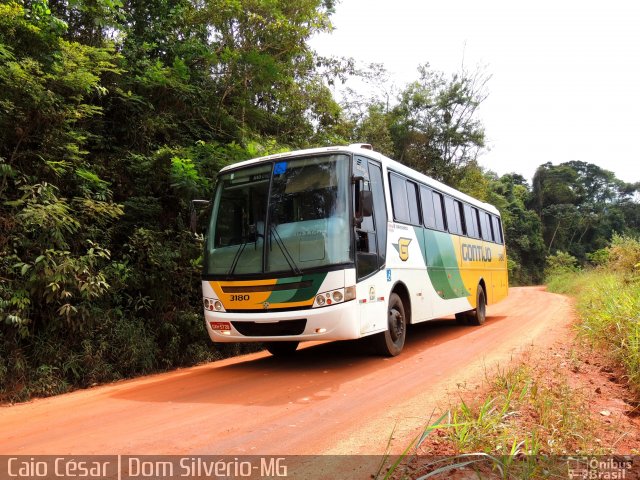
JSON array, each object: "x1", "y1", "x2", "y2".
[
  {"x1": 468, "y1": 286, "x2": 487, "y2": 326},
  {"x1": 265, "y1": 341, "x2": 299, "y2": 357},
  {"x1": 371, "y1": 292, "x2": 407, "y2": 357},
  {"x1": 455, "y1": 312, "x2": 469, "y2": 325}
]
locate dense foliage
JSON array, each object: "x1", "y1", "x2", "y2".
[
  {"x1": 0, "y1": 0, "x2": 340, "y2": 401},
  {"x1": 1, "y1": 0, "x2": 638, "y2": 401}
]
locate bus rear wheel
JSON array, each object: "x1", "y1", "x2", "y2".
[
  {"x1": 265, "y1": 341, "x2": 299, "y2": 357},
  {"x1": 372, "y1": 293, "x2": 407, "y2": 357},
  {"x1": 455, "y1": 312, "x2": 469, "y2": 325},
  {"x1": 467, "y1": 286, "x2": 487, "y2": 326}
]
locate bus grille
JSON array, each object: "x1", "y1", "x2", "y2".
[{"x1": 231, "y1": 319, "x2": 307, "y2": 337}]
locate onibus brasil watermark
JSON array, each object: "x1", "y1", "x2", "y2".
[{"x1": 567, "y1": 456, "x2": 633, "y2": 480}]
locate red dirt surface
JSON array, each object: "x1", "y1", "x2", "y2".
[{"x1": 0, "y1": 287, "x2": 574, "y2": 455}]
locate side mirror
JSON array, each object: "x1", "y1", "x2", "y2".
[
  {"x1": 352, "y1": 175, "x2": 373, "y2": 227},
  {"x1": 190, "y1": 199, "x2": 210, "y2": 233},
  {"x1": 359, "y1": 190, "x2": 373, "y2": 218}
]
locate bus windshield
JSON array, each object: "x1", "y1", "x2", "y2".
[{"x1": 204, "y1": 154, "x2": 352, "y2": 276}]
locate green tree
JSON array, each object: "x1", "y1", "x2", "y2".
[
  {"x1": 1, "y1": 0, "x2": 345, "y2": 401},
  {"x1": 491, "y1": 174, "x2": 546, "y2": 284},
  {"x1": 388, "y1": 64, "x2": 489, "y2": 187},
  {"x1": 531, "y1": 161, "x2": 639, "y2": 260},
  {"x1": 0, "y1": 1, "x2": 123, "y2": 331}
]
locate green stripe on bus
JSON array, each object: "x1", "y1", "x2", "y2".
[
  {"x1": 266, "y1": 272, "x2": 328, "y2": 303},
  {"x1": 415, "y1": 227, "x2": 470, "y2": 300}
]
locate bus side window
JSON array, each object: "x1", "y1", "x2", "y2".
[
  {"x1": 471, "y1": 207, "x2": 480, "y2": 239},
  {"x1": 420, "y1": 187, "x2": 436, "y2": 229},
  {"x1": 488, "y1": 214, "x2": 496, "y2": 242},
  {"x1": 390, "y1": 173, "x2": 410, "y2": 224},
  {"x1": 475, "y1": 208, "x2": 483, "y2": 238},
  {"x1": 433, "y1": 191, "x2": 446, "y2": 231},
  {"x1": 463, "y1": 204, "x2": 476, "y2": 238},
  {"x1": 406, "y1": 180, "x2": 421, "y2": 225},
  {"x1": 480, "y1": 212, "x2": 494, "y2": 242},
  {"x1": 454, "y1": 200, "x2": 465, "y2": 235},
  {"x1": 492, "y1": 215, "x2": 503, "y2": 244},
  {"x1": 480, "y1": 211, "x2": 488, "y2": 241},
  {"x1": 444, "y1": 196, "x2": 461, "y2": 235}
]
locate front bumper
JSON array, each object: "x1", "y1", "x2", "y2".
[{"x1": 204, "y1": 300, "x2": 360, "y2": 343}]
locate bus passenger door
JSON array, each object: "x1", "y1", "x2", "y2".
[{"x1": 354, "y1": 157, "x2": 388, "y2": 335}]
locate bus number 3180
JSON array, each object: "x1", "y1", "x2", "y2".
[{"x1": 230, "y1": 294, "x2": 250, "y2": 302}]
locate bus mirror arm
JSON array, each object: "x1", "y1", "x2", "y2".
[{"x1": 190, "y1": 199, "x2": 210, "y2": 233}]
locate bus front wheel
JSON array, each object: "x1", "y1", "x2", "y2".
[
  {"x1": 372, "y1": 293, "x2": 407, "y2": 357},
  {"x1": 265, "y1": 341, "x2": 299, "y2": 357}
]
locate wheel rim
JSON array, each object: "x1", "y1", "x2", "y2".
[{"x1": 388, "y1": 305, "x2": 404, "y2": 343}]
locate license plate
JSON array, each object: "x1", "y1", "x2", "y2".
[{"x1": 210, "y1": 321, "x2": 231, "y2": 331}]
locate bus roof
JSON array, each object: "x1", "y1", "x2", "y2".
[{"x1": 218, "y1": 145, "x2": 500, "y2": 216}]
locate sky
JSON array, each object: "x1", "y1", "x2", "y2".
[{"x1": 309, "y1": 0, "x2": 640, "y2": 184}]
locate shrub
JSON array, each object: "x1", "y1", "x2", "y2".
[
  {"x1": 607, "y1": 234, "x2": 640, "y2": 277},
  {"x1": 544, "y1": 251, "x2": 579, "y2": 282}
]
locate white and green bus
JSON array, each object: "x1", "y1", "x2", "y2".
[{"x1": 200, "y1": 145, "x2": 508, "y2": 356}]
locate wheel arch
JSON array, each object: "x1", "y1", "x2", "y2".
[{"x1": 390, "y1": 281, "x2": 412, "y2": 324}]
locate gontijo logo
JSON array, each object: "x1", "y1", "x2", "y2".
[
  {"x1": 393, "y1": 238, "x2": 412, "y2": 261},
  {"x1": 461, "y1": 243, "x2": 492, "y2": 262}
]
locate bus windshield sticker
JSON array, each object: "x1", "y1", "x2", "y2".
[{"x1": 273, "y1": 161, "x2": 287, "y2": 175}]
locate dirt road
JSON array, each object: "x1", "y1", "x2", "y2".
[{"x1": 0, "y1": 287, "x2": 573, "y2": 456}]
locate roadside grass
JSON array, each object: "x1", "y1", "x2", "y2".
[
  {"x1": 547, "y1": 235, "x2": 640, "y2": 393},
  {"x1": 444, "y1": 362, "x2": 594, "y2": 456},
  {"x1": 547, "y1": 270, "x2": 640, "y2": 394},
  {"x1": 378, "y1": 355, "x2": 600, "y2": 479}
]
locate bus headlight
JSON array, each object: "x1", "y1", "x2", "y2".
[
  {"x1": 312, "y1": 287, "x2": 355, "y2": 308},
  {"x1": 204, "y1": 296, "x2": 225, "y2": 312}
]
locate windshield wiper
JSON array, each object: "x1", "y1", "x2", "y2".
[
  {"x1": 227, "y1": 224, "x2": 265, "y2": 275},
  {"x1": 226, "y1": 235, "x2": 258, "y2": 276},
  {"x1": 269, "y1": 224, "x2": 302, "y2": 275},
  {"x1": 227, "y1": 239, "x2": 249, "y2": 276}
]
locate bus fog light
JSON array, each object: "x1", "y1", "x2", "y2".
[
  {"x1": 315, "y1": 328, "x2": 327, "y2": 334},
  {"x1": 315, "y1": 295, "x2": 325, "y2": 306},
  {"x1": 332, "y1": 291, "x2": 343, "y2": 302}
]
